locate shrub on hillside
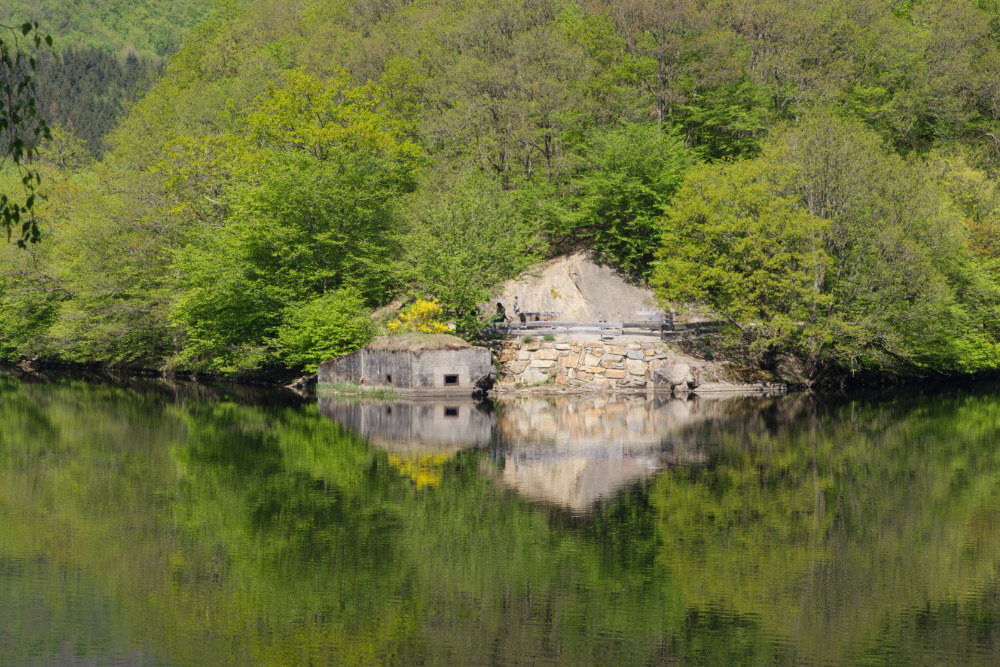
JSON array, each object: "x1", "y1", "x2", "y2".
[{"x1": 276, "y1": 289, "x2": 375, "y2": 372}]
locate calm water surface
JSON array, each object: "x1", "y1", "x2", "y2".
[{"x1": 2, "y1": 374, "x2": 1000, "y2": 665}]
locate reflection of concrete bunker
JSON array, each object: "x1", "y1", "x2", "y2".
[
  {"x1": 317, "y1": 334, "x2": 495, "y2": 396},
  {"x1": 318, "y1": 398, "x2": 495, "y2": 451}
]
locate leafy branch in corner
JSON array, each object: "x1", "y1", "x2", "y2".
[{"x1": 0, "y1": 21, "x2": 52, "y2": 247}]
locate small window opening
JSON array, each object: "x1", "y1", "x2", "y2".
[
  {"x1": 444, "y1": 407, "x2": 459, "y2": 418},
  {"x1": 386, "y1": 407, "x2": 392, "y2": 415},
  {"x1": 386, "y1": 374, "x2": 392, "y2": 384},
  {"x1": 443, "y1": 374, "x2": 459, "y2": 386}
]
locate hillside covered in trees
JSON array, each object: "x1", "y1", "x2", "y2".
[
  {"x1": 2, "y1": 0, "x2": 1000, "y2": 384},
  {"x1": 1, "y1": 0, "x2": 242, "y2": 153},
  {"x1": 0, "y1": 0, "x2": 228, "y2": 61}
]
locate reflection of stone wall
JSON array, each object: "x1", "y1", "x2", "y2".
[
  {"x1": 496, "y1": 396, "x2": 709, "y2": 456},
  {"x1": 318, "y1": 398, "x2": 495, "y2": 452},
  {"x1": 495, "y1": 338, "x2": 695, "y2": 394},
  {"x1": 494, "y1": 396, "x2": 721, "y2": 512},
  {"x1": 501, "y1": 456, "x2": 663, "y2": 513}
]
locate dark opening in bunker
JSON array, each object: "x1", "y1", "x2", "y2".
[
  {"x1": 444, "y1": 407, "x2": 458, "y2": 418},
  {"x1": 386, "y1": 374, "x2": 392, "y2": 384},
  {"x1": 444, "y1": 374, "x2": 459, "y2": 386}
]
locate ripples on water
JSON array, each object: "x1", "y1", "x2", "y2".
[{"x1": 3, "y1": 376, "x2": 1000, "y2": 664}]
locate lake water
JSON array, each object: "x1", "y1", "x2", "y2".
[{"x1": 2, "y1": 374, "x2": 1000, "y2": 665}]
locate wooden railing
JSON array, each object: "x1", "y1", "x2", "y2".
[{"x1": 492, "y1": 320, "x2": 727, "y2": 340}]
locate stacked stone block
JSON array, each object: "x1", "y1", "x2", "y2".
[{"x1": 494, "y1": 336, "x2": 697, "y2": 395}]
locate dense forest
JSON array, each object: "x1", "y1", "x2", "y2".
[
  {"x1": 0, "y1": 0, "x2": 231, "y2": 62},
  {"x1": 2, "y1": 0, "x2": 1000, "y2": 383},
  {"x1": 30, "y1": 47, "x2": 152, "y2": 155},
  {"x1": 1, "y1": 0, "x2": 240, "y2": 154}
]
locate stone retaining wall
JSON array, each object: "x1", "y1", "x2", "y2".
[{"x1": 494, "y1": 336, "x2": 698, "y2": 395}]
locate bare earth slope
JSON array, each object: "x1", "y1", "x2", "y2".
[{"x1": 495, "y1": 252, "x2": 661, "y2": 321}]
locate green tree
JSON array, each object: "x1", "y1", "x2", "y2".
[
  {"x1": 0, "y1": 127, "x2": 90, "y2": 361},
  {"x1": 1, "y1": 0, "x2": 237, "y2": 62},
  {"x1": 275, "y1": 287, "x2": 375, "y2": 371},
  {"x1": 655, "y1": 112, "x2": 1000, "y2": 381},
  {"x1": 4, "y1": 0, "x2": 1000, "y2": 378},
  {"x1": 399, "y1": 173, "x2": 544, "y2": 332},
  {"x1": 168, "y1": 71, "x2": 421, "y2": 371},
  {"x1": 553, "y1": 122, "x2": 693, "y2": 277},
  {"x1": 654, "y1": 158, "x2": 832, "y2": 377}
]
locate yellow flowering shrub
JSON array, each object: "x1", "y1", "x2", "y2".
[{"x1": 386, "y1": 298, "x2": 450, "y2": 334}]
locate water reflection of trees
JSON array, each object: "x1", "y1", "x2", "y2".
[
  {"x1": 3, "y1": 380, "x2": 1000, "y2": 663},
  {"x1": 652, "y1": 388, "x2": 1000, "y2": 664}
]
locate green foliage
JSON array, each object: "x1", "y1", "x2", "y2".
[
  {"x1": 551, "y1": 123, "x2": 693, "y2": 276},
  {"x1": 0, "y1": 133, "x2": 84, "y2": 362},
  {"x1": 680, "y1": 78, "x2": 771, "y2": 160},
  {"x1": 32, "y1": 47, "x2": 152, "y2": 156},
  {"x1": 0, "y1": 251, "x2": 59, "y2": 361},
  {"x1": 0, "y1": 0, "x2": 242, "y2": 158},
  {"x1": 0, "y1": 21, "x2": 51, "y2": 246},
  {"x1": 655, "y1": 112, "x2": 1000, "y2": 381},
  {"x1": 927, "y1": 148, "x2": 1000, "y2": 259},
  {"x1": 0, "y1": 126, "x2": 177, "y2": 366},
  {"x1": 1, "y1": 0, "x2": 1000, "y2": 379},
  {"x1": 399, "y1": 173, "x2": 544, "y2": 333},
  {"x1": 168, "y1": 223, "x2": 284, "y2": 371},
  {"x1": 247, "y1": 69, "x2": 420, "y2": 171},
  {"x1": 655, "y1": 158, "x2": 832, "y2": 375},
  {"x1": 166, "y1": 71, "x2": 421, "y2": 371},
  {"x1": 0, "y1": 0, "x2": 240, "y2": 62},
  {"x1": 276, "y1": 288, "x2": 375, "y2": 372}
]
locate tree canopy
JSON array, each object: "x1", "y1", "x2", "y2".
[
  {"x1": 1, "y1": 0, "x2": 999, "y2": 379},
  {"x1": 655, "y1": 112, "x2": 1000, "y2": 382}
]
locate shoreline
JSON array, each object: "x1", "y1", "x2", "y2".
[
  {"x1": 1, "y1": 359, "x2": 310, "y2": 392},
  {"x1": 7, "y1": 356, "x2": 997, "y2": 403},
  {"x1": 490, "y1": 379, "x2": 788, "y2": 398}
]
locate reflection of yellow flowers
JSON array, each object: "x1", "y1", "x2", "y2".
[
  {"x1": 386, "y1": 299, "x2": 450, "y2": 334},
  {"x1": 388, "y1": 453, "x2": 451, "y2": 488}
]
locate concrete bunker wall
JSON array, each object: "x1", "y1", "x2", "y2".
[
  {"x1": 409, "y1": 349, "x2": 491, "y2": 390},
  {"x1": 318, "y1": 346, "x2": 493, "y2": 392},
  {"x1": 319, "y1": 349, "x2": 362, "y2": 384},
  {"x1": 361, "y1": 350, "x2": 414, "y2": 388}
]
